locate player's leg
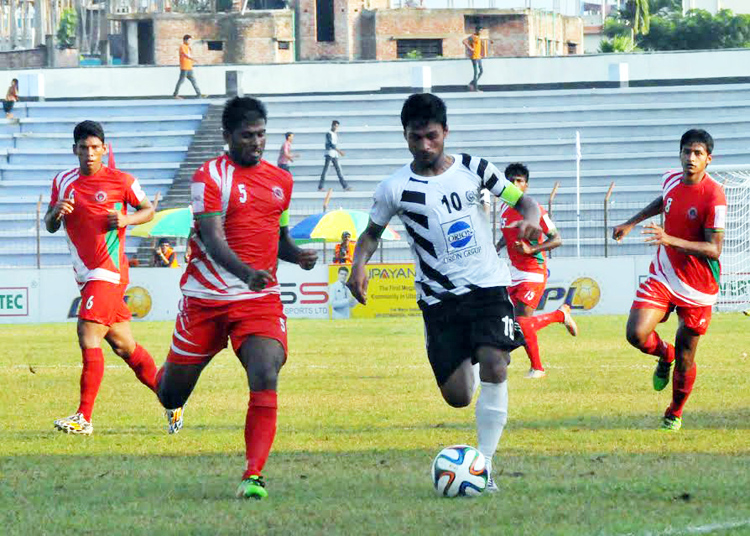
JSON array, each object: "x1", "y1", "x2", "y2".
[
  {"x1": 626, "y1": 307, "x2": 676, "y2": 390},
  {"x1": 318, "y1": 156, "x2": 331, "y2": 190},
  {"x1": 236, "y1": 335, "x2": 285, "y2": 500},
  {"x1": 104, "y1": 321, "x2": 158, "y2": 391},
  {"x1": 438, "y1": 358, "x2": 477, "y2": 408},
  {"x1": 186, "y1": 70, "x2": 202, "y2": 97},
  {"x1": 173, "y1": 70, "x2": 187, "y2": 97},
  {"x1": 512, "y1": 297, "x2": 544, "y2": 376},
  {"x1": 476, "y1": 59, "x2": 484, "y2": 84}
]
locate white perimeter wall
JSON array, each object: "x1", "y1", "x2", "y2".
[{"x1": 2, "y1": 49, "x2": 750, "y2": 99}]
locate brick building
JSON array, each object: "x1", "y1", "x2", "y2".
[{"x1": 110, "y1": 2, "x2": 583, "y2": 65}]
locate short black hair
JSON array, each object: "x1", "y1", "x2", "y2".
[
  {"x1": 680, "y1": 129, "x2": 714, "y2": 155},
  {"x1": 504, "y1": 162, "x2": 529, "y2": 182},
  {"x1": 73, "y1": 120, "x2": 105, "y2": 144},
  {"x1": 159, "y1": 238, "x2": 170, "y2": 245},
  {"x1": 285, "y1": 132, "x2": 293, "y2": 139},
  {"x1": 183, "y1": 34, "x2": 191, "y2": 42},
  {"x1": 222, "y1": 97, "x2": 267, "y2": 133},
  {"x1": 332, "y1": 120, "x2": 340, "y2": 127},
  {"x1": 338, "y1": 266, "x2": 349, "y2": 275},
  {"x1": 475, "y1": 26, "x2": 482, "y2": 33},
  {"x1": 11, "y1": 78, "x2": 18, "y2": 85},
  {"x1": 400, "y1": 93, "x2": 448, "y2": 130}
]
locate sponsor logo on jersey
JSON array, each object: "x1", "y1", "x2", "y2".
[
  {"x1": 465, "y1": 190, "x2": 477, "y2": 203},
  {"x1": 272, "y1": 186, "x2": 284, "y2": 201},
  {"x1": 442, "y1": 217, "x2": 477, "y2": 250},
  {"x1": 687, "y1": 207, "x2": 698, "y2": 220},
  {"x1": 95, "y1": 191, "x2": 108, "y2": 203}
]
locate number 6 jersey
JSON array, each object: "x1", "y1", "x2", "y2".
[{"x1": 370, "y1": 154, "x2": 523, "y2": 306}]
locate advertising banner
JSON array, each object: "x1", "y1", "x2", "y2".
[{"x1": 328, "y1": 263, "x2": 421, "y2": 319}]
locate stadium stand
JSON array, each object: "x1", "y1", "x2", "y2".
[{"x1": 3, "y1": 83, "x2": 750, "y2": 267}]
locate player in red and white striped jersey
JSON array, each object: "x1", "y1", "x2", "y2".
[
  {"x1": 154, "y1": 97, "x2": 318, "y2": 499},
  {"x1": 496, "y1": 163, "x2": 578, "y2": 379},
  {"x1": 613, "y1": 129, "x2": 726, "y2": 431},
  {"x1": 44, "y1": 120, "x2": 159, "y2": 436}
]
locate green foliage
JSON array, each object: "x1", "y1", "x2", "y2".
[
  {"x1": 599, "y1": 35, "x2": 641, "y2": 53},
  {"x1": 56, "y1": 7, "x2": 77, "y2": 49},
  {"x1": 1, "y1": 316, "x2": 750, "y2": 534},
  {"x1": 405, "y1": 49, "x2": 422, "y2": 60},
  {"x1": 640, "y1": 9, "x2": 750, "y2": 50}
]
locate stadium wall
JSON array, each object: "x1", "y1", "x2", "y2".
[
  {"x1": 2, "y1": 48, "x2": 750, "y2": 99},
  {"x1": 0, "y1": 257, "x2": 653, "y2": 324}
]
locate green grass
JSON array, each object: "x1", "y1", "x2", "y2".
[{"x1": 1, "y1": 315, "x2": 749, "y2": 535}]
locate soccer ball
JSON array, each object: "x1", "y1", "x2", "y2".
[
  {"x1": 570, "y1": 276, "x2": 601, "y2": 311},
  {"x1": 125, "y1": 286, "x2": 152, "y2": 319},
  {"x1": 431, "y1": 445, "x2": 488, "y2": 497}
]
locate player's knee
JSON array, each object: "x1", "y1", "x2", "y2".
[
  {"x1": 441, "y1": 387, "x2": 472, "y2": 408},
  {"x1": 157, "y1": 384, "x2": 187, "y2": 410},
  {"x1": 625, "y1": 326, "x2": 647, "y2": 349}
]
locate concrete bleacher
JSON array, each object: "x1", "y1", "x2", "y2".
[
  {"x1": 0, "y1": 99, "x2": 208, "y2": 267},
  {"x1": 4, "y1": 82, "x2": 750, "y2": 267}
]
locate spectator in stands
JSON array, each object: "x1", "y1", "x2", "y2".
[
  {"x1": 318, "y1": 120, "x2": 352, "y2": 191},
  {"x1": 153, "y1": 238, "x2": 179, "y2": 267},
  {"x1": 4, "y1": 78, "x2": 18, "y2": 119},
  {"x1": 333, "y1": 231, "x2": 355, "y2": 264},
  {"x1": 173, "y1": 35, "x2": 205, "y2": 99},
  {"x1": 463, "y1": 27, "x2": 484, "y2": 92},
  {"x1": 330, "y1": 266, "x2": 358, "y2": 319},
  {"x1": 277, "y1": 132, "x2": 299, "y2": 172}
]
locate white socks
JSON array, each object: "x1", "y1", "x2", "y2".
[
  {"x1": 475, "y1": 380, "x2": 509, "y2": 472},
  {"x1": 471, "y1": 363, "x2": 481, "y2": 397}
]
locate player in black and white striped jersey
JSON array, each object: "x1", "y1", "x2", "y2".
[{"x1": 347, "y1": 93, "x2": 543, "y2": 492}]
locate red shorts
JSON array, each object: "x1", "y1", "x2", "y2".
[
  {"x1": 632, "y1": 277, "x2": 712, "y2": 335},
  {"x1": 508, "y1": 280, "x2": 546, "y2": 310},
  {"x1": 78, "y1": 281, "x2": 131, "y2": 326},
  {"x1": 167, "y1": 294, "x2": 288, "y2": 365}
]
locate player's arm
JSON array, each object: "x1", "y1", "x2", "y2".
[
  {"x1": 511, "y1": 194, "x2": 543, "y2": 242},
  {"x1": 278, "y1": 225, "x2": 318, "y2": 270},
  {"x1": 198, "y1": 215, "x2": 273, "y2": 291},
  {"x1": 44, "y1": 199, "x2": 74, "y2": 233},
  {"x1": 482, "y1": 161, "x2": 541, "y2": 241},
  {"x1": 518, "y1": 230, "x2": 562, "y2": 256},
  {"x1": 642, "y1": 223, "x2": 723, "y2": 260},
  {"x1": 613, "y1": 195, "x2": 662, "y2": 242},
  {"x1": 108, "y1": 197, "x2": 155, "y2": 230},
  {"x1": 347, "y1": 220, "x2": 383, "y2": 305}
]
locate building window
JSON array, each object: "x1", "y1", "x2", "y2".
[
  {"x1": 207, "y1": 41, "x2": 224, "y2": 51},
  {"x1": 278, "y1": 41, "x2": 291, "y2": 50},
  {"x1": 396, "y1": 39, "x2": 443, "y2": 59},
  {"x1": 316, "y1": 0, "x2": 335, "y2": 42},
  {"x1": 567, "y1": 42, "x2": 577, "y2": 55}
]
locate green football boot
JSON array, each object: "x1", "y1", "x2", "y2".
[
  {"x1": 236, "y1": 475, "x2": 268, "y2": 500},
  {"x1": 653, "y1": 359, "x2": 672, "y2": 392},
  {"x1": 661, "y1": 415, "x2": 682, "y2": 432}
]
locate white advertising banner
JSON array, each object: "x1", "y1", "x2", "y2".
[{"x1": 0, "y1": 257, "x2": 656, "y2": 324}]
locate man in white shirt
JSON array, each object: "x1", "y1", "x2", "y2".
[
  {"x1": 318, "y1": 120, "x2": 351, "y2": 191},
  {"x1": 329, "y1": 266, "x2": 358, "y2": 319}
]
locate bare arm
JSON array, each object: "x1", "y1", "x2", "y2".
[
  {"x1": 613, "y1": 195, "x2": 663, "y2": 242},
  {"x1": 44, "y1": 198, "x2": 74, "y2": 233},
  {"x1": 346, "y1": 220, "x2": 384, "y2": 304},
  {"x1": 509, "y1": 194, "x2": 543, "y2": 241},
  {"x1": 107, "y1": 197, "x2": 155, "y2": 230},
  {"x1": 198, "y1": 215, "x2": 273, "y2": 291},
  {"x1": 518, "y1": 230, "x2": 562, "y2": 255},
  {"x1": 643, "y1": 223, "x2": 723, "y2": 260},
  {"x1": 278, "y1": 226, "x2": 318, "y2": 270}
]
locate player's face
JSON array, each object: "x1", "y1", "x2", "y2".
[
  {"x1": 510, "y1": 175, "x2": 528, "y2": 193},
  {"x1": 405, "y1": 122, "x2": 447, "y2": 168},
  {"x1": 225, "y1": 119, "x2": 266, "y2": 167},
  {"x1": 73, "y1": 136, "x2": 106, "y2": 174},
  {"x1": 680, "y1": 142, "x2": 712, "y2": 177}
]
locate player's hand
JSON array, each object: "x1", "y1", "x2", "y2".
[
  {"x1": 297, "y1": 249, "x2": 318, "y2": 270},
  {"x1": 346, "y1": 266, "x2": 369, "y2": 305},
  {"x1": 107, "y1": 210, "x2": 129, "y2": 230},
  {"x1": 642, "y1": 222, "x2": 671, "y2": 246},
  {"x1": 507, "y1": 219, "x2": 542, "y2": 242},
  {"x1": 612, "y1": 222, "x2": 634, "y2": 242},
  {"x1": 53, "y1": 197, "x2": 75, "y2": 220},
  {"x1": 245, "y1": 269, "x2": 274, "y2": 292},
  {"x1": 338, "y1": 150, "x2": 346, "y2": 157},
  {"x1": 513, "y1": 240, "x2": 534, "y2": 255}
]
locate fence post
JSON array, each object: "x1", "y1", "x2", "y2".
[
  {"x1": 547, "y1": 182, "x2": 559, "y2": 259},
  {"x1": 36, "y1": 194, "x2": 43, "y2": 269},
  {"x1": 603, "y1": 181, "x2": 615, "y2": 258}
]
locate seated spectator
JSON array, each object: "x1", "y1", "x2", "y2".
[
  {"x1": 333, "y1": 231, "x2": 355, "y2": 264},
  {"x1": 153, "y1": 238, "x2": 179, "y2": 267}
]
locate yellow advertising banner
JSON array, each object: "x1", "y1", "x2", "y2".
[{"x1": 328, "y1": 263, "x2": 421, "y2": 319}]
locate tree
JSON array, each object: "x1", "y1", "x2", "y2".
[
  {"x1": 599, "y1": 35, "x2": 641, "y2": 53},
  {"x1": 56, "y1": 8, "x2": 78, "y2": 49},
  {"x1": 633, "y1": 0, "x2": 650, "y2": 36}
]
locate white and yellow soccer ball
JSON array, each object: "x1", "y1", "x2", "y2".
[{"x1": 431, "y1": 445, "x2": 488, "y2": 497}]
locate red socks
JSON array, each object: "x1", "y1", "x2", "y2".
[
  {"x1": 516, "y1": 311, "x2": 564, "y2": 371},
  {"x1": 667, "y1": 363, "x2": 697, "y2": 418},
  {"x1": 77, "y1": 348, "x2": 104, "y2": 422},
  {"x1": 516, "y1": 316, "x2": 543, "y2": 371},
  {"x1": 123, "y1": 344, "x2": 158, "y2": 392},
  {"x1": 243, "y1": 390, "x2": 278, "y2": 479},
  {"x1": 640, "y1": 332, "x2": 676, "y2": 363}
]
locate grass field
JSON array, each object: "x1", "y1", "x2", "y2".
[{"x1": 1, "y1": 314, "x2": 749, "y2": 536}]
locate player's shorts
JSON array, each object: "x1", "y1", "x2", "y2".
[
  {"x1": 78, "y1": 280, "x2": 131, "y2": 326},
  {"x1": 419, "y1": 286, "x2": 523, "y2": 386},
  {"x1": 508, "y1": 280, "x2": 546, "y2": 310},
  {"x1": 167, "y1": 294, "x2": 288, "y2": 366},
  {"x1": 632, "y1": 277, "x2": 713, "y2": 335}
]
